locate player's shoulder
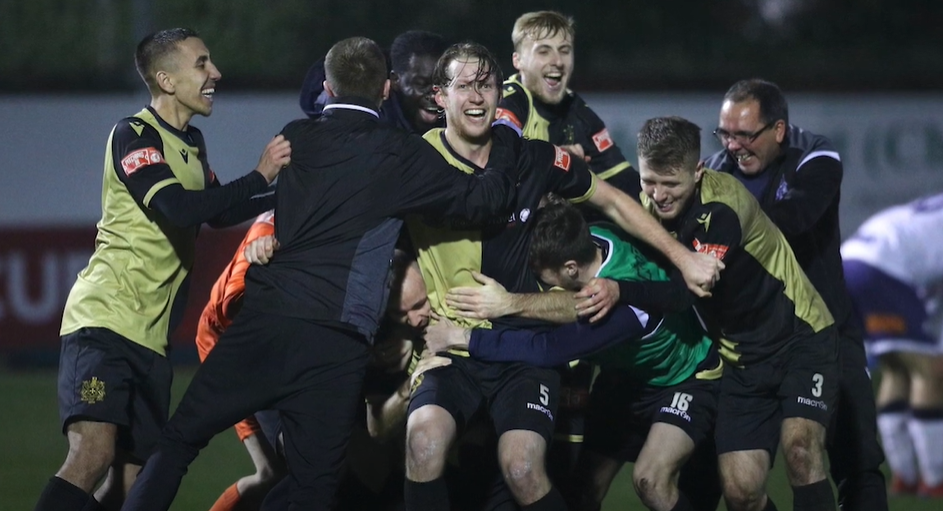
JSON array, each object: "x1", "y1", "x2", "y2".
[
  {"x1": 113, "y1": 113, "x2": 160, "y2": 138},
  {"x1": 501, "y1": 75, "x2": 529, "y2": 100},
  {"x1": 498, "y1": 77, "x2": 531, "y2": 128},
  {"x1": 699, "y1": 171, "x2": 757, "y2": 215}
]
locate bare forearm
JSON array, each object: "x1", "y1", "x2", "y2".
[
  {"x1": 508, "y1": 290, "x2": 579, "y2": 324},
  {"x1": 365, "y1": 383, "x2": 410, "y2": 442},
  {"x1": 601, "y1": 196, "x2": 689, "y2": 267}
]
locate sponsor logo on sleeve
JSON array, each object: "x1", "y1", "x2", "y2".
[
  {"x1": 592, "y1": 128, "x2": 614, "y2": 152},
  {"x1": 495, "y1": 107, "x2": 523, "y2": 129},
  {"x1": 120, "y1": 147, "x2": 164, "y2": 176},
  {"x1": 692, "y1": 238, "x2": 729, "y2": 260},
  {"x1": 553, "y1": 145, "x2": 572, "y2": 172}
]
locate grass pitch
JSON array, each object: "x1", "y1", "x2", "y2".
[{"x1": 1, "y1": 367, "x2": 936, "y2": 511}]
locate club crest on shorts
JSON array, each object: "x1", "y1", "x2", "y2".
[{"x1": 81, "y1": 377, "x2": 106, "y2": 404}]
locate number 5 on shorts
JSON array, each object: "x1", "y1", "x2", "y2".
[{"x1": 539, "y1": 384, "x2": 550, "y2": 406}]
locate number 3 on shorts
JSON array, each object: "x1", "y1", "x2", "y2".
[
  {"x1": 539, "y1": 384, "x2": 550, "y2": 406},
  {"x1": 811, "y1": 373, "x2": 824, "y2": 397}
]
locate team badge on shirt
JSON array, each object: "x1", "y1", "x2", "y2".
[
  {"x1": 592, "y1": 128, "x2": 614, "y2": 152},
  {"x1": 553, "y1": 146, "x2": 572, "y2": 171},
  {"x1": 121, "y1": 147, "x2": 165, "y2": 176}
]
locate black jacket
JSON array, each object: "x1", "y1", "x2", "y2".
[
  {"x1": 704, "y1": 125, "x2": 856, "y2": 338},
  {"x1": 244, "y1": 96, "x2": 520, "y2": 342}
]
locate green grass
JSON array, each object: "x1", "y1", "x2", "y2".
[{"x1": 0, "y1": 367, "x2": 937, "y2": 511}]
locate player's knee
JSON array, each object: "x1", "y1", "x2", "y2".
[
  {"x1": 782, "y1": 421, "x2": 825, "y2": 482},
  {"x1": 498, "y1": 436, "x2": 548, "y2": 498},
  {"x1": 405, "y1": 409, "x2": 454, "y2": 470},
  {"x1": 722, "y1": 481, "x2": 766, "y2": 511},
  {"x1": 632, "y1": 460, "x2": 673, "y2": 506},
  {"x1": 61, "y1": 421, "x2": 118, "y2": 485}
]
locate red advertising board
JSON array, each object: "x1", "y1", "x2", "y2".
[{"x1": 0, "y1": 226, "x2": 246, "y2": 352}]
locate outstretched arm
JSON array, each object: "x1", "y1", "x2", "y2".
[
  {"x1": 424, "y1": 306, "x2": 655, "y2": 368},
  {"x1": 446, "y1": 272, "x2": 579, "y2": 324}
]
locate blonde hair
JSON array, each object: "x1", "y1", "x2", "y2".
[{"x1": 512, "y1": 11, "x2": 575, "y2": 52}]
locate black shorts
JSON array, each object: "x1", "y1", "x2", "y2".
[
  {"x1": 584, "y1": 351, "x2": 722, "y2": 463},
  {"x1": 57, "y1": 327, "x2": 172, "y2": 461},
  {"x1": 408, "y1": 353, "x2": 560, "y2": 442},
  {"x1": 715, "y1": 327, "x2": 839, "y2": 456}
]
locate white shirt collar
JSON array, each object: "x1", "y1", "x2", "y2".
[{"x1": 322, "y1": 103, "x2": 380, "y2": 118}]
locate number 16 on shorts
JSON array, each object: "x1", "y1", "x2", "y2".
[{"x1": 670, "y1": 392, "x2": 692, "y2": 411}]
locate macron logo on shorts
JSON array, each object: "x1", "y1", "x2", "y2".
[
  {"x1": 659, "y1": 406, "x2": 692, "y2": 422},
  {"x1": 526, "y1": 402, "x2": 554, "y2": 421},
  {"x1": 797, "y1": 396, "x2": 828, "y2": 411}
]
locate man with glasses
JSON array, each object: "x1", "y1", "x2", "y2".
[{"x1": 704, "y1": 79, "x2": 888, "y2": 511}]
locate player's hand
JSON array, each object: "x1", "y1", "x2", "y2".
[
  {"x1": 410, "y1": 350, "x2": 453, "y2": 390},
  {"x1": 446, "y1": 271, "x2": 512, "y2": 319},
  {"x1": 370, "y1": 338, "x2": 414, "y2": 373},
  {"x1": 422, "y1": 313, "x2": 470, "y2": 353},
  {"x1": 561, "y1": 143, "x2": 591, "y2": 163},
  {"x1": 574, "y1": 278, "x2": 620, "y2": 323},
  {"x1": 256, "y1": 134, "x2": 291, "y2": 184},
  {"x1": 680, "y1": 251, "x2": 724, "y2": 298},
  {"x1": 244, "y1": 234, "x2": 279, "y2": 265}
]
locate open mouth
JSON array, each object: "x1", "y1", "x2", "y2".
[
  {"x1": 544, "y1": 72, "x2": 563, "y2": 88},
  {"x1": 735, "y1": 153, "x2": 754, "y2": 165},
  {"x1": 464, "y1": 108, "x2": 486, "y2": 119},
  {"x1": 418, "y1": 106, "x2": 438, "y2": 122},
  {"x1": 201, "y1": 87, "x2": 215, "y2": 99}
]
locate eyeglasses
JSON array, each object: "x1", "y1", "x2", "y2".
[{"x1": 713, "y1": 121, "x2": 776, "y2": 145}]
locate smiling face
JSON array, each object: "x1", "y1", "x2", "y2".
[
  {"x1": 436, "y1": 57, "x2": 499, "y2": 144},
  {"x1": 717, "y1": 98, "x2": 785, "y2": 175},
  {"x1": 393, "y1": 53, "x2": 440, "y2": 133},
  {"x1": 513, "y1": 30, "x2": 573, "y2": 105},
  {"x1": 638, "y1": 158, "x2": 704, "y2": 222},
  {"x1": 163, "y1": 37, "x2": 221, "y2": 118}
]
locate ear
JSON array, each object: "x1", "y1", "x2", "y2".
[
  {"x1": 156, "y1": 70, "x2": 174, "y2": 94},
  {"x1": 433, "y1": 85, "x2": 445, "y2": 109},
  {"x1": 389, "y1": 70, "x2": 401, "y2": 92},
  {"x1": 323, "y1": 80, "x2": 336, "y2": 97},
  {"x1": 381, "y1": 78, "x2": 391, "y2": 101},
  {"x1": 512, "y1": 52, "x2": 521, "y2": 71},
  {"x1": 695, "y1": 160, "x2": 706, "y2": 183},
  {"x1": 563, "y1": 260, "x2": 580, "y2": 278},
  {"x1": 774, "y1": 119, "x2": 787, "y2": 144}
]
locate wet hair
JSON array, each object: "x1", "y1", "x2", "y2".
[
  {"x1": 724, "y1": 78, "x2": 789, "y2": 126},
  {"x1": 512, "y1": 11, "x2": 575, "y2": 52},
  {"x1": 637, "y1": 117, "x2": 702, "y2": 175},
  {"x1": 432, "y1": 41, "x2": 503, "y2": 90},
  {"x1": 528, "y1": 202, "x2": 597, "y2": 273},
  {"x1": 390, "y1": 30, "x2": 449, "y2": 75},
  {"x1": 135, "y1": 28, "x2": 199, "y2": 94},
  {"x1": 324, "y1": 36, "x2": 388, "y2": 100}
]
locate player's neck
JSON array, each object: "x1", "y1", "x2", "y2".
[
  {"x1": 587, "y1": 249, "x2": 604, "y2": 279},
  {"x1": 150, "y1": 97, "x2": 195, "y2": 131},
  {"x1": 444, "y1": 128, "x2": 493, "y2": 168},
  {"x1": 577, "y1": 249, "x2": 604, "y2": 287}
]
